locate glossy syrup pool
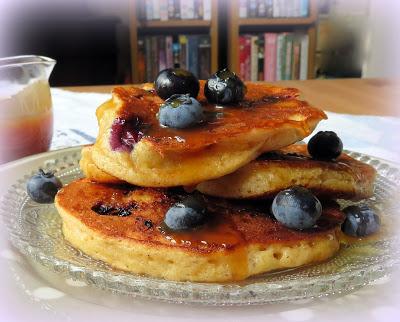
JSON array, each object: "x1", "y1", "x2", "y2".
[{"x1": 1, "y1": 147, "x2": 400, "y2": 305}]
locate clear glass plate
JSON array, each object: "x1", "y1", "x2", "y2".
[{"x1": 1, "y1": 147, "x2": 400, "y2": 306}]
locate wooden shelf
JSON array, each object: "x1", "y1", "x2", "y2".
[
  {"x1": 227, "y1": 0, "x2": 318, "y2": 79},
  {"x1": 129, "y1": 0, "x2": 218, "y2": 83},
  {"x1": 138, "y1": 19, "x2": 211, "y2": 29},
  {"x1": 239, "y1": 16, "x2": 316, "y2": 26}
]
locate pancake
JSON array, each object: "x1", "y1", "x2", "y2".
[
  {"x1": 80, "y1": 145, "x2": 123, "y2": 184},
  {"x1": 90, "y1": 81, "x2": 326, "y2": 187},
  {"x1": 196, "y1": 144, "x2": 376, "y2": 200},
  {"x1": 55, "y1": 178, "x2": 344, "y2": 282}
]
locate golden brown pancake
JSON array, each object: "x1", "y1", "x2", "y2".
[
  {"x1": 55, "y1": 178, "x2": 344, "y2": 282},
  {"x1": 90, "y1": 81, "x2": 326, "y2": 187},
  {"x1": 196, "y1": 144, "x2": 377, "y2": 200}
]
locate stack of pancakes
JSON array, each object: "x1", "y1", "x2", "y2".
[{"x1": 55, "y1": 81, "x2": 376, "y2": 282}]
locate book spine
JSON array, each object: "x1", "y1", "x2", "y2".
[
  {"x1": 186, "y1": 0, "x2": 195, "y2": 19},
  {"x1": 239, "y1": 36, "x2": 246, "y2": 80},
  {"x1": 198, "y1": 36, "x2": 211, "y2": 79},
  {"x1": 180, "y1": 0, "x2": 188, "y2": 19},
  {"x1": 292, "y1": 42, "x2": 300, "y2": 80},
  {"x1": 168, "y1": 0, "x2": 175, "y2": 19},
  {"x1": 257, "y1": 35, "x2": 264, "y2": 81},
  {"x1": 172, "y1": 40, "x2": 180, "y2": 68},
  {"x1": 166, "y1": 36, "x2": 173, "y2": 68},
  {"x1": 159, "y1": 0, "x2": 169, "y2": 20},
  {"x1": 137, "y1": 39, "x2": 146, "y2": 83},
  {"x1": 276, "y1": 33, "x2": 286, "y2": 81},
  {"x1": 145, "y1": 37, "x2": 152, "y2": 81},
  {"x1": 250, "y1": 36, "x2": 259, "y2": 81},
  {"x1": 272, "y1": 0, "x2": 279, "y2": 18},
  {"x1": 284, "y1": 34, "x2": 293, "y2": 80},
  {"x1": 263, "y1": 33, "x2": 277, "y2": 81},
  {"x1": 179, "y1": 35, "x2": 188, "y2": 69},
  {"x1": 265, "y1": 0, "x2": 273, "y2": 17},
  {"x1": 245, "y1": 36, "x2": 251, "y2": 81},
  {"x1": 300, "y1": 0, "x2": 309, "y2": 17},
  {"x1": 248, "y1": 0, "x2": 258, "y2": 18},
  {"x1": 300, "y1": 33, "x2": 309, "y2": 80},
  {"x1": 158, "y1": 36, "x2": 167, "y2": 72},
  {"x1": 151, "y1": 36, "x2": 159, "y2": 80},
  {"x1": 239, "y1": 0, "x2": 247, "y2": 18},
  {"x1": 146, "y1": 1, "x2": 153, "y2": 20},
  {"x1": 152, "y1": 0, "x2": 161, "y2": 20},
  {"x1": 187, "y1": 36, "x2": 199, "y2": 77},
  {"x1": 203, "y1": 0, "x2": 211, "y2": 20},
  {"x1": 258, "y1": 0, "x2": 267, "y2": 17}
]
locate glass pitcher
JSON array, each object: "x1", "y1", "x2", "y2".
[{"x1": 0, "y1": 55, "x2": 56, "y2": 164}]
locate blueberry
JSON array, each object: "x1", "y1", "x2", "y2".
[
  {"x1": 158, "y1": 94, "x2": 204, "y2": 129},
  {"x1": 110, "y1": 117, "x2": 144, "y2": 152},
  {"x1": 27, "y1": 169, "x2": 63, "y2": 203},
  {"x1": 155, "y1": 68, "x2": 200, "y2": 100},
  {"x1": 342, "y1": 205, "x2": 380, "y2": 237},
  {"x1": 164, "y1": 196, "x2": 207, "y2": 231},
  {"x1": 271, "y1": 186, "x2": 322, "y2": 230},
  {"x1": 204, "y1": 68, "x2": 246, "y2": 105},
  {"x1": 307, "y1": 131, "x2": 343, "y2": 160}
]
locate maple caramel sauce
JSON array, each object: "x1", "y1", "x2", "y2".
[
  {"x1": 158, "y1": 218, "x2": 250, "y2": 280},
  {"x1": 0, "y1": 80, "x2": 53, "y2": 163},
  {"x1": 0, "y1": 111, "x2": 53, "y2": 163}
]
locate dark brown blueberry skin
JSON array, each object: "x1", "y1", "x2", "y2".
[
  {"x1": 204, "y1": 68, "x2": 246, "y2": 105},
  {"x1": 307, "y1": 131, "x2": 343, "y2": 161},
  {"x1": 155, "y1": 68, "x2": 200, "y2": 100}
]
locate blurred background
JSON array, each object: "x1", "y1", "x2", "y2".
[{"x1": 1, "y1": 0, "x2": 399, "y2": 86}]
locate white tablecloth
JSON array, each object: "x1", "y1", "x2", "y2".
[{"x1": 1, "y1": 88, "x2": 400, "y2": 322}]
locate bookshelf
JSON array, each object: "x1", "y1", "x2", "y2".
[
  {"x1": 129, "y1": 0, "x2": 219, "y2": 83},
  {"x1": 227, "y1": 0, "x2": 318, "y2": 79}
]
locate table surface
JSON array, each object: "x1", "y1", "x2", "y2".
[{"x1": 61, "y1": 78, "x2": 400, "y2": 117}]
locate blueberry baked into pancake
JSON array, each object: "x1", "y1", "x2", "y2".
[{"x1": 26, "y1": 68, "x2": 381, "y2": 282}]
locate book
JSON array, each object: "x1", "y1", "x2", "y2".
[
  {"x1": 239, "y1": 36, "x2": 247, "y2": 80},
  {"x1": 151, "y1": 36, "x2": 159, "y2": 80},
  {"x1": 166, "y1": 36, "x2": 173, "y2": 68},
  {"x1": 179, "y1": 35, "x2": 188, "y2": 69},
  {"x1": 198, "y1": 35, "x2": 211, "y2": 79},
  {"x1": 265, "y1": 0, "x2": 273, "y2": 17},
  {"x1": 180, "y1": 0, "x2": 188, "y2": 19},
  {"x1": 276, "y1": 33, "x2": 287, "y2": 80},
  {"x1": 172, "y1": 41, "x2": 181, "y2": 68},
  {"x1": 258, "y1": 0, "x2": 267, "y2": 17},
  {"x1": 186, "y1": 0, "x2": 195, "y2": 19},
  {"x1": 158, "y1": 36, "x2": 167, "y2": 72},
  {"x1": 145, "y1": 1, "x2": 153, "y2": 20},
  {"x1": 299, "y1": 33, "x2": 309, "y2": 80},
  {"x1": 152, "y1": 0, "x2": 161, "y2": 20},
  {"x1": 159, "y1": 0, "x2": 169, "y2": 21},
  {"x1": 248, "y1": 0, "x2": 258, "y2": 18},
  {"x1": 284, "y1": 33, "x2": 293, "y2": 80},
  {"x1": 292, "y1": 41, "x2": 301, "y2": 80},
  {"x1": 144, "y1": 37, "x2": 152, "y2": 81},
  {"x1": 203, "y1": 0, "x2": 211, "y2": 20},
  {"x1": 264, "y1": 33, "x2": 277, "y2": 81},
  {"x1": 239, "y1": 0, "x2": 247, "y2": 18},
  {"x1": 194, "y1": 0, "x2": 203, "y2": 19},
  {"x1": 300, "y1": 0, "x2": 309, "y2": 17},
  {"x1": 257, "y1": 35, "x2": 264, "y2": 81},
  {"x1": 168, "y1": 0, "x2": 175, "y2": 19},
  {"x1": 187, "y1": 35, "x2": 199, "y2": 77},
  {"x1": 137, "y1": 39, "x2": 146, "y2": 83},
  {"x1": 250, "y1": 35, "x2": 259, "y2": 81}
]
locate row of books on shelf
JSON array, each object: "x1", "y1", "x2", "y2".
[
  {"x1": 239, "y1": 32, "x2": 309, "y2": 81},
  {"x1": 141, "y1": 0, "x2": 211, "y2": 21},
  {"x1": 239, "y1": 0, "x2": 309, "y2": 18},
  {"x1": 138, "y1": 35, "x2": 211, "y2": 83}
]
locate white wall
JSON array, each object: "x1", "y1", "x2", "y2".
[{"x1": 362, "y1": 0, "x2": 400, "y2": 77}]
